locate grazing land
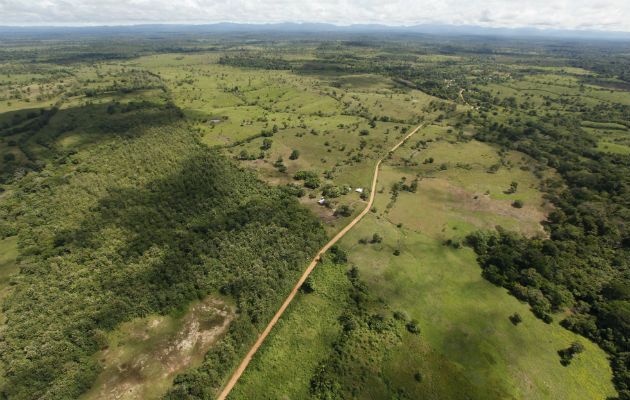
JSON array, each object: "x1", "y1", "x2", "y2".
[{"x1": 0, "y1": 29, "x2": 629, "y2": 400}]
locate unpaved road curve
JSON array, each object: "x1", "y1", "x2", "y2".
[{"x1": 216, "y1": 123, "x2": 424, "y2": 400}]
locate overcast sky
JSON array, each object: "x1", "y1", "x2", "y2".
[{"x1": 0, "y1": 0, "x2": 628, "y2": 32}]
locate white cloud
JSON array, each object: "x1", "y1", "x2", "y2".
[{"x1": 0, "y1": 0, "x2": 628, "y2": 32}]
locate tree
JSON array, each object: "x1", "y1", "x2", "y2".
[
  {"x1": 406, "y1": 320, "x2": 420, "y2": 334},
  {"x1": 301, "y1": 276, "x2": 315, "y2": 293},
  {"x1": 511, "y1": 199, "x2": 524, "y2": 208},
  {"x1": 334, "y1": 205, "x2": 352, "y2": 217},
  {"x1": 289, "y1": 149, "x2": 300, "y2": 160},
  {"x1": 558, "y1": 342, "x2": 585, "y2": 366},
  {"x1": 509, "y1": 312, "x2": 522, "y2": 325},
  {"x1": 371, "y1": 233, "x2": 383, "y2": 243},
  {"x1": 261, "y1": 138, "x2": 272, "y2": 150},
  {"x1": 505, "y1": 181, "x2": 518, "y2": 194}
]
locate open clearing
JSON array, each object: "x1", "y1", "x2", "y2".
[{"x1": 82, "y1": 297, "x2": 234, "y2": 400}]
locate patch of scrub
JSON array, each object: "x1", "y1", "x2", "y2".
[
  {"x1": 0, "y1": 235, "x2": 19, "y2": 322},
  {"x1": 0, "y1": 235, "x2": 19, "y2": 389},
  {"x1": 82, "y1": 297, "x2": 234, "y2": 400}
]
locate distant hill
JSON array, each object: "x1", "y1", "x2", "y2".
[{"x1": 1, "y1": 22, "x2": 629, "y2": 41}]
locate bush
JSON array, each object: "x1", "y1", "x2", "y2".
[
  {"x1": 289, "y1": 149, "x2": 300, "y2": 160},
  {"x1": 304, "y1": 177, "x2": 320, "y2": 189},
  {"x1": 334, "y1": 205, "x2": 352, "y2": 217},
  {"x1": 301, "y1": 276, "x2": 315, "y2": 293},
  {"x1": 406, "y1": 320, "x2": 420, "y2": 334},
  {"x1": 558, "y1": 342, "x2": 585, "y2": 366},
  {"x1": 512, "y1": 199, "x2": 524, "y2": 208},
  {"x1": 261, "y1": 138, "x2": 273, "y2": 150},
  {"x1": 509, "y1": 312, "x2": 522, "y2": 325}
]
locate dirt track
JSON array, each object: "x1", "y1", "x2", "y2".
[{"x1": 216, "y1": 123, "x2": 424, "y2": 400}]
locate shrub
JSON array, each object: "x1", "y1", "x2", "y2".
[
  {"x1": 261, "y1": 138, "x2": 273, "y2": 150},
  {"x1": 406, "y1": 320, "x2": 420, "y2": 334},
  {"x1": 509, "y1": 312, "x2": 522, "y2": 325},
  {"x1": 371, "y1": 233, "x2": 383, "y2": 243},
  {"x1": 334, "y1": 205, "x2": 352, "y2": 217},
  {"x1": 558, "y1": 342, "x2": 585, "y2": 366}
]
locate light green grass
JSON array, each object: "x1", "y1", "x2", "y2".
[
  {"x1": 340, "y1": 210, "x2": 615, "y2": 399},
  {"x1": 230, "y1": 263, "x2": 349, "y2": 399}
]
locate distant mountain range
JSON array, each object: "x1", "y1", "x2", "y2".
[{"x1": 1, "y1": 22, "x2": 629, "y2": 41}]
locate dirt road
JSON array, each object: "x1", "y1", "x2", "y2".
[{"x1": 216, "y1": 123, "x2": 424, "y2": 400}]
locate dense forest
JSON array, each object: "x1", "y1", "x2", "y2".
[{"x1": 0, "y1": 108, "x2": 325, "y2": 398}]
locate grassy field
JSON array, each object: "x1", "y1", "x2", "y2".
[{"x1": 230, "y1": 128, "x2": 616, "y2": 399}]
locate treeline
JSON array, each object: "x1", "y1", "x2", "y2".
[
  {"x1": 470, "y1": 108, "x2": 630, "y2": 398},
  {"x1": 0, "y1": 118, "x2": 325, "y2": 398},
  {"x1": 218, "y1": 55, "x2": 293, "y2": 70}
]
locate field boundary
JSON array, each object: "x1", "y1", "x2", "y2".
[{"x1": 216, "y1": 123, "x2": 424, "y2": 400}]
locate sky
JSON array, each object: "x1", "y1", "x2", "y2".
[{"x1": 0, "y1": 0, "x2": 629, "y2": 32}]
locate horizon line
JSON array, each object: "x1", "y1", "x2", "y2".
[{"x1": 0, "y1": 21, "x2": 629, "y2": 35}]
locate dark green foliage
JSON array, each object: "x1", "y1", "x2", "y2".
[
  {"x1": 279, "y1": 183, "x2": 305, "y2": 198},
  {"x1": 0, "y1": 123, "x2": 325, "y2": 399},
  {"x1": 293, "y1": 170, "x2": 320, "y2": 189},
  {"x1": 328, "y1": 245, "x2": 348, "y2": 264},
  {"x1": 505, "y1": 181, "x2": 518, "y2": 194},
  {"x1": 511, "y1": 199, "x2": 524, "y2": 208},
  {"x1": 334, "y1": 204, "x2": 352, "y2": 217},
  {"x1": 558, "y1": 342, "x2": 585, "y2": 366},
  {"x1": 469, "y1": 92, "x2": 630, "y2": 395},
  {"x1": 218, "y1": 55, "x2": 293, "y2": 70},
  {"x1": 371, "y1": 233, "x2": 383, "y2": 243},
  {"x1": 289, "y1": 149, "x2": 300, "y2": 160},
  {"x1": 261, "y1": 138, "x2": 273, "y2": 150},
  {"x1": 406, "y1": 320, "x2": 421, "y2": 334},
  {"x1": 301, "y1": 276, "x2": 315, "y2": 293},
  {"x1": 309, "y1": 265, "x2": 417, "y2": 399},
  {"x1": 321, "y1": 184, "x2": 342, "y2": 198},
  {"x1": 509, "y1": 312, "x2": 523, "y2": 326}
]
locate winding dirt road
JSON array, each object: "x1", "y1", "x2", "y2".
[{"x1": 216, "y1": 123, "x2": 424, "y2": 400}]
